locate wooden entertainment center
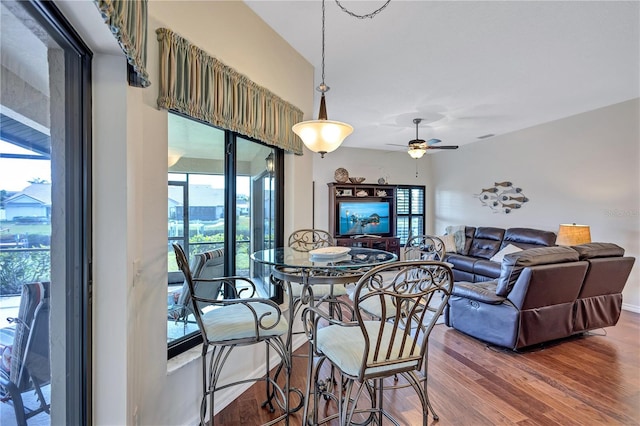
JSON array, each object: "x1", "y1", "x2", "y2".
[{"x1": 328, "y1": 182, "x2": 400, "y2": 257}]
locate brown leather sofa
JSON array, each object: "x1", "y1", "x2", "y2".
[
  {"x1": 444, "y1": 226, "x2": 557, "y2": 282},
  {"x1": 444, "y1": 243, "x2": 635, "y2": 350}
]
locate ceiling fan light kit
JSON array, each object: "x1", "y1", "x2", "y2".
[
  {"x1": 405, "y1": 118, "x2": 459, "y2": 159},
  {"x1": 407, "y1": 142, "x2": 426, "y2": 159}
]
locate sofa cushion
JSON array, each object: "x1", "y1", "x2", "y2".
[
  {"x1": 496, "y1": 246, "x2": 579, "y2": 297},
  {"x1": 445, "y1": 253, "x2": 477, "y2": 273},
  {"x1": 572, "y1": 242, "x2": 624, "y2": 259},
  {"x1": 439, "y1": 234, "x2": 457, "y2": 253},
  {"x1": 502, "y1": 227, "x2": 557, "y2": 250},
  {"x1": 468, "y1": 227, "x2": 505, "y2": 260},
  {"x1": 445, "y1": 225, "x2": 467, "y2": 253},
  {"x1": 473, "y1": 259, "x2": 503, "y2": 279},
  {"x1": 490, "y1": 244, "x2": 523, "y2": 263}
]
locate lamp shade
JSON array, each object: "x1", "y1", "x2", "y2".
[
  {"x1": 292, "y1": 119, "x2": 353, "y2": 157},
  {"x1": 556, "y1": 223, "x2": 591, "y2": 246}
]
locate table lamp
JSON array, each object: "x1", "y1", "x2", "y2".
[{"x1": 556, "y1": 223, "x2": 591, "y2": 246}]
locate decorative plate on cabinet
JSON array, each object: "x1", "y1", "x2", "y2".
[{"x1": 334, "y1": 168, "x2": 349, "y2": 183}]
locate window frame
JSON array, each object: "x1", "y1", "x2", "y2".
[
  {"x1": 167, "y1": 114, "x2": 284, "y2": 358},
  {"x1": 395, "y1": 185, "x2": 426, "y2": 245}
]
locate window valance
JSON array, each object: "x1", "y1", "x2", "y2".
[
  {"x1": 156, "y1": 28, "x2": 304, "y2": 155},
  {"x1": 94, "y1": 0, "x2": 150, "y2": 88}
]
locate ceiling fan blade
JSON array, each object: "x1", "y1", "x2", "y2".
[
  {"x1": 426, "y1": 138, "x2": 442, "y2": 145},
  {"x1": 385, "y1": 143, "x2": 408, "y2": 147},
  {"x1": 428, "y1": 145, "x2": 458, "y2": 150}
]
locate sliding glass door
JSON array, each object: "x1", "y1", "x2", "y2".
[{"x1": 0, "y1": 1, "x2": 92, "y2": 424}]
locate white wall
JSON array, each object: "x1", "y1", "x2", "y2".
[
  {"x1": 57, "y1": 1, "x2": 314, "y2": 425},
  {"x1": 430, "y1": 99, "x2": 640, "y2": 311}
]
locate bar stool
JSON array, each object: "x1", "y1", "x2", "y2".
[{"x1": 172, "y1": 243, "x2": 290, "y2": 425}]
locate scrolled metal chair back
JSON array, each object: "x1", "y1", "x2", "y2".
[
  {"x1": 404, "y1": 235, "x2": 446, "y2": 261},
  {"x1": 288, "y1": 229, "x2": 334, "y2": 252},
  {"x1": 352, "y1": 260, "x2": 453, "y2": 380}
]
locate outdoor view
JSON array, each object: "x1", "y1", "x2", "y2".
[
  {"x1": 0, "y1": 141, "x2": 52, "y2": 426},
  {"x1": 166, "y1": 114, "x2": 277, "y2": 349}
]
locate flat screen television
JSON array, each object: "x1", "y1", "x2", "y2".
[{"x1": 336, "y1": 200, "x2": 393, "y2": 237}]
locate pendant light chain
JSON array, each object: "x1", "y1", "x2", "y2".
[
  {"x1": 334, "y1": 0, "x2": 391, "y2": 19},
  {"x1": 319, "y1": 0, "x2": 326, "y2": 91}
]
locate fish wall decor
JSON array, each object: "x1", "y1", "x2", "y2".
[{"x1": 474, "y1": 181, "x2": 529, "y2": 213}]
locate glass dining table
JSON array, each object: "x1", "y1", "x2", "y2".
[{"x1": 251, "y1": 246, "x2": 398, "y2": 424}]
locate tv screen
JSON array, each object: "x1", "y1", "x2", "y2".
[{"x1": 337, "y1": 201, "x2": 391, "y2": 236}]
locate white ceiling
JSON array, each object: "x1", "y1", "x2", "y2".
[{"x1": 245, "y1": 0, "x2": 639, "y2": 154}]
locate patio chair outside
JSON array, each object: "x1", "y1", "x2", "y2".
[{"x1": 0, "y1": 281, "x2": 50, "y2": 426}]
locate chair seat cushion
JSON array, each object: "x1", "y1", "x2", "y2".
[
  {"x1": 316, "y1": 321, "x2": 419, "y2": 377},
  {"x1": 202, "y1": 302, "x2": 288, "y2": 342},
  {"x1": 289, "y1": 282, "x2": 348, "y2": 298}
]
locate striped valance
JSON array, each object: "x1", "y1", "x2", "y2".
[
  {"x1": 156, "y1": 28, "x2": 304, "y2": 155},
  {"x1": 94, "y1": 0, "x2": 150, "y2": 88}
]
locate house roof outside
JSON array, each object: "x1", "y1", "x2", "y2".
[
  {"x1": 168, "y1": 184, "x2": 224, "y2": 207},
  {"x1": 4, "y1": 183, "x2": 51, "y2": 206}
]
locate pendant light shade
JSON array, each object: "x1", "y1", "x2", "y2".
[
  {"x1": 292, "y1": 0, "x2": 353, "y2": 158},
  {"x1": 292, "y1": 93, "x2": 353, "y2": 157},
  {"x1": 292, "y1": 119, "x2": 354, "y2": 156}
]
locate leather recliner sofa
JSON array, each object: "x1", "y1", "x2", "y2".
[
  {"x1": 444, "y1": 226, "x2": 557, "y2": 282},
  {"x1": 444, "y1": 243, "x2": 635, "y2": 350}
]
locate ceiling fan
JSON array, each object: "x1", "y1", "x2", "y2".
[{"x1": 392, "y1": 118, "x2": 459, "y2": 159}]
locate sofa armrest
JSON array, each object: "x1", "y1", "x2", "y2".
[{"x1": 452, "y1": 281, "x2": 506, "y2": 305}]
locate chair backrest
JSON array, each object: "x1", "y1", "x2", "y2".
[
  {"x1": 175, "y1": 245, "x2": 225, "y2": 314},
  {"x1": 8, "y1": 281, "x2": 50, "y2": 390},
  {"x1": 404, "y1": 235, "x2": 446, "y2": 261},
  {"x1": 352, "y1": 261, "x2": 453, "y2": 380},
  {"x1": 288, "y1": 229, "x2": 334, "y2": 252}
]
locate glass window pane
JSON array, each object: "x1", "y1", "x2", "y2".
[
  {"x1": 411, "y1": 188, "x2": 424, "y2": 214},
  {"x1": 397, "y1": 217, "x2": 410, "y2": 245},
  {"x1": 167, "y1": 113, "x2": 225, "y2": 347},
  {"x1": 166, "y1": 115, "x2": 282, "y2": 352}
]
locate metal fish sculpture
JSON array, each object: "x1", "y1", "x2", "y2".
[
  {"x1": 501, "y1": 195, "x2": 529, "y2": 202},
  {"x1": 481, "y1": 187, "x2": 499, "y2": 193},
  {"x1": 477, "y1": 181, "x2": 529, "y2": 214}
]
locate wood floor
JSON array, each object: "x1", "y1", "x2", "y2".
[{"x1": 214, "y1": 310, "x2": 640, "y2": 425}]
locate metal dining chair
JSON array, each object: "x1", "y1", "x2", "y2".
[
  {"x1": 282, "y1": 229, "x2": 350, "y2": 318},
  {"x1": 303, "y1": 260, "x2": 453, "y2": 425},
  {"x1": 172, "y1": 243, "x2": 290, "y2": 425}
]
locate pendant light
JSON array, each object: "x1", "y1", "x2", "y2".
[{"x1": 292, "y1": 0, "x2": 353, "y2": 158}]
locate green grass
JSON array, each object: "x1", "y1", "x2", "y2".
[{"x1": 0, "y1": 222, "x2": 51, "y2": 236}]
